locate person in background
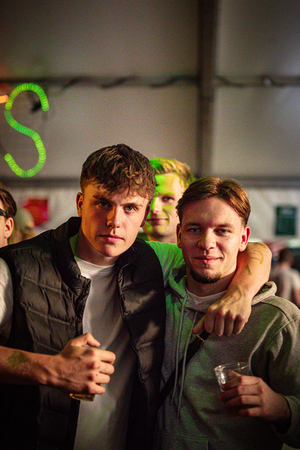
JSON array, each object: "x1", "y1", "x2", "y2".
[
  {"x1": 152, "y1": 177, "x2": 300, "y2": 450},
  {"x1": 270, "y1": 248, "x2": 300, "y2": 308},
  {"x1": 0, "y1": 145, "x2": 271, "y2": 450},
  {"x1": 9, "y1": 207, "x2": 37, "y2": 244},
  {"x1": 0, "y1": 185, "x2": 17, "y2": 248},
  {"x1": 142, "y1": 157, "x2": 196, "y2": 243}
]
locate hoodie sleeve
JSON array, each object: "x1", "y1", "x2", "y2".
[
  {"x1": 252, "y1": 298, "x2": 300, "y2": 447},
  {"x1": 147, "y1": 241, "x2": 184, "y2": 286}
]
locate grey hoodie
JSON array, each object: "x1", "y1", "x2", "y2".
[{"x1": 149, "y1": 241, "x2": 300, "y2": 450}]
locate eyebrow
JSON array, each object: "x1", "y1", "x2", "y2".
[
  {"x1": 184, "y1": 220, "x2": 235, "y2": 228},
  {"x1": 93, "y1": 195, "x2": 144, "y2": 208}
]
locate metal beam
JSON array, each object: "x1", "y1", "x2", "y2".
[{"x1": 197, "y1": 0, "x2": 219, "y2": 176}]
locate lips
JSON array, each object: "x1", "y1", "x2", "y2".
[
  {"x1": 147, "y1": 218, "x2": 166, "y2": 224},
  {"x1": 194, "y1": 256, "x2": 219, "y2": 264},
  {"x1": 100, "y1": 234, "x2": 123, "y2": 242}
]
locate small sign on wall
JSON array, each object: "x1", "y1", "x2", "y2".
[{"x1": 275, "y1": 206, "x2": 297, "y2": 236}]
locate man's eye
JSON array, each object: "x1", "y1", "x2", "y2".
[
  {"x1": 217, "y1": 229, "x2": 229, "y2": 235},
  {"x1": 97, "y1": 201, "x2": 110, "y2": 208},
  {"x1": 188, "y1": 227, "x2": 200, "y2": 233},
  {"x1": 162, "y1": 196, "x2": 175, "y2": 203},
  {"x1": 124, "y1": 205, "x2": 137, "y2": 212}
]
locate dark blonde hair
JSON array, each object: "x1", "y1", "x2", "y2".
[
  {"x1": 150, "y1": 157, "x2": 196, "y2": 190},
  {"x1": 80, "y1": 144, "x2": 156, "y2": 199},
  {"x1": 176, "y1": 177, "x2": 251, "y2": 225}
]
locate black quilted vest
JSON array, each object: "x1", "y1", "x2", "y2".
[{"x1": 0, "y1": 217, "x2": 165, "y2": 450}]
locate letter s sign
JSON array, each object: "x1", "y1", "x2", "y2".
[{"x1": 4, "y1": 83, "x2": 49, "y2": 178}]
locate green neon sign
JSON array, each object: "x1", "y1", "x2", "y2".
[{"x1": 4, "y1": 83, "x2": 49, "y2": 178}]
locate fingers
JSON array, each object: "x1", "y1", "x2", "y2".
[
  {"x1": 55, "y1": 335, "x2": 116, "y2": 395},
  {"x1": 219, "y1": 375, "x2": 290, "y2": 422},
  {"x1": 193, "y1": 287, "x2": 252, "y2": 337},
  {"x1": 69, "y1": 334, "x2": 116, "y2": 367},
  {"x1": 71, "y1": 332, "x2": 100, "y2": 348},
  {"x1": 232, "y1": 316, "x2": 245, "y2": 335},
  {"x1": 220, "y1": 376, "x2": 272, "y2": 418},
  {"x1": 94, "y1": 348, "x2": 116, "y2": 365},
  {"x1": 90, "y1": 356, "x2": 115, "y2": 376},
  {"x1": 199, "y1": 307, "x2": 227, "y2": 336},
  {"x1": 221, "y1": 374, "x2": 259, "y2": 396},
  {"x1": 192, "y1": 309, "x2": 247, "y2": 337},
  {"x1": 90, "y1": 366, "x2": 113, "y2": 386},
  {"x1": 220, "y1": 377, "x2": 260, "y2": 417},
  {"x1": 192, "y1": 316, "x2": 204, "y2": 334}
]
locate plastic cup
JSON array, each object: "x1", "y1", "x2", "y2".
[{"x1": 214, "y1": 362, "x2": 250, "y2": 392}]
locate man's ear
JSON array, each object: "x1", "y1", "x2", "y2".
[
  {"x1": 76, "y1": 192, "x2": 83, "y2": 217},
  {"x1": 177, "y1": 223, "x2": 182, "y2": 248},
  {"x1": 4, "y1": 217, "x2": 14, "y2": 240},
  {"x1": 239, "y1": 226, "x2": 250, "y2": 252},
  {"x1": 140, "y1": 203, "x2": 150, "y2": 227}
]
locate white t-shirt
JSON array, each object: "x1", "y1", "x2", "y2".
[
  {"x1": 0, "y1": 251, "x2": 135, "y2": 450},
  {"x1": 74, "y1": 257, "x2": 135, "y2": 450}
]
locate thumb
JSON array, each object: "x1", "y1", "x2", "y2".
[
  {"x1": 192, "y1": 315, "x2": 205, "y2": 334},
  {"x1": 72, "y1": 332, "x2": 100, "y2": 348}
]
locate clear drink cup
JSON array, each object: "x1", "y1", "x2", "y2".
[{"x1": 214, "y1": 362, "x2": 250, "y2": 392}]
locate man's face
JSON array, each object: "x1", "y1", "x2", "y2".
[
  {"x1": 76, "y1": 184, "x2": 150, "y2": 266},
  {"x1": 143, "y1": 173, "x2": 185, "y2": 243},
  {"x1": 0, "y1": 201, "x2": 13, "y2": 248},
  {"x1": 177, "y1": 196, "x2": 250, "y2": 295}
]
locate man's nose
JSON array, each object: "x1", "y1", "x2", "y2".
[
  {"x1": 106, "y1": 207, "x2": 121, "y2": 228},
  {"x1": 197, "y1": 230, "x2": 215, "y2": 249},
  {"x1": 151, "y1": 197, "x2": 162, "y2": 214}
]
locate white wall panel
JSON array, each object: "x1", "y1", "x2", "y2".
[{"x1": 247, "y1": 188, "x2": 300, "y2": 244}]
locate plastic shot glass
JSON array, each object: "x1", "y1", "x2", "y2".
[{"x1": 214, "y1": 362, "x2": 250, "y2": 392}]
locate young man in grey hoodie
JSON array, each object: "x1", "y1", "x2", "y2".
[{"x1": 152, "y1": 177, "x2": 300, "y2": 450}]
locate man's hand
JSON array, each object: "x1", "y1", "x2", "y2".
[
  {"x1": 192, "y1": 242, "x2": 271, "y2": 337},
  {"x1": 192, "y1": 285, "x2": 251, "y2": 336},
  {"x1": 220, "y1": 373, "x2": 291, "y2": 430},
  {"x1": 49, "y1": 333, "x2": 115, "y2": 396}
]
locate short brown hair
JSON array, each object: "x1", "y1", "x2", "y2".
[
  {"x1": 150, "y1": 158, "x2": 196, "y2": 190},
  {"x1": 176, "y1": 177, "x2": 251, "y2": 225},
  {"x1": 0, "y1": 186, "x2": 17, "y2": 219},
  {"x1": 80, "y1": 144, "x2": 156, "y2": 199}
]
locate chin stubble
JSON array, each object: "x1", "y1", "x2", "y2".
[{"x1": 190, "y1": 269, "x2": 222, "y2": 284}]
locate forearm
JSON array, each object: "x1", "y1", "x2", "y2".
[
  {"x1": 229, "y1": 242, "x2": 272, "y2": 299},
  {"x1": 0, "y1": 346, "x2": 53, "y2": 386},
  {"x1": 0, "y1": 334, "x2": 115, "y2": 395}
]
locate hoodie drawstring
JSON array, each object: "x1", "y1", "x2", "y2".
[{"x1": 173, "y1": 301, "x2": 198, "y2": 414}]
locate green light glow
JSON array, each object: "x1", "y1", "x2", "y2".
[{"x1": 4, "y1": 83, "x2": 49, "y2": 178}]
